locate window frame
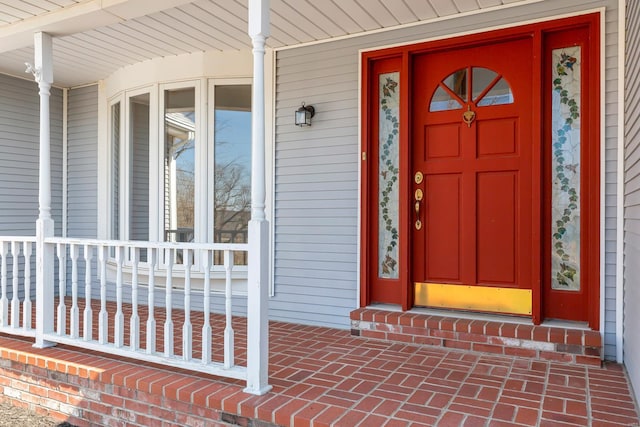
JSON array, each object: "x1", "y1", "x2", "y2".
[{"x1": 105, "y1": 78, "x2": 254, "y2": 273}]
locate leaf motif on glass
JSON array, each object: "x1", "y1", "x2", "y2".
[
  {"x1": 551, "y1": 47, "x2": 581, "y2": 291},
  {"x1": 378, "y1": 73, "x2": 400, "y2": 279}
]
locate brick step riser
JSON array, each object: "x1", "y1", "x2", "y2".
[{"x1": 350, "y1": 309, "x2": 602, "y2": 367}]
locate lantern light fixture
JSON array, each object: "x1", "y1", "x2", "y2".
[{"x1": 295, "y1": 102, "x2": 315, "y2": 126}]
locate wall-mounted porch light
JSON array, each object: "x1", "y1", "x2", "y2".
[{"x1": 295, "y1": 102, "x2": 315, "y2": 126}]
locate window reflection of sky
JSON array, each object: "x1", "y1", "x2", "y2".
[
  {"x1": 215, "y1": 109, "x2": 252, "y2": 176},
  {"x1": 169, "y1": 109, "x2": 251, "y2": 178},
  {"x1": 171, "y1": 111, "x2": 195, "y2": 175}
]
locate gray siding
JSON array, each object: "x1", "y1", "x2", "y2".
[
  {"x1": 131, "y1": 101, "x2": 150, "y2": 242},
  {"x1": 0, "y1": 73, "x2": 63, "y2": 236},
  {"x1": 624, "y1": 0, "x2": 640, "y2": 406},
  {"x1": 67, "y1": 85, "x2": 98, "y2": 239},
  {"x1": 273, "y1": 0, "x2": 621, "y2": 358}
]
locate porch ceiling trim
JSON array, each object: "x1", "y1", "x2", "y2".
[
  {"x1": 0, "y1": 0, "x2": 195, "y2": 54},
  {"x1": 274, "y1": 0, "x2": 544, "y2": 52},
  {"x1": 0, "y1": 0, "x2": 541, "y2": 88}
]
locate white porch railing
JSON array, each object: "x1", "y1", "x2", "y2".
[
  {"x1": 0, "y1": 237, "x2": 36, "y2": 338},
  {"x1": 0, "y1": 236, "x2": 254, "y2": 384}
]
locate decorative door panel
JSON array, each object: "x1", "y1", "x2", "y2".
[
  {"x1": 476, "y1": 171, "x2": 517, "y2": 285},
  {"x1": 477, "y1": 119, "x2": 517, "y2": 157},
  {"x1": 426, "y1": 124, "x2": 462, "y2": 159},
  {"x1": 424, "y1": 174, "x2": 462, "y2": 282}
]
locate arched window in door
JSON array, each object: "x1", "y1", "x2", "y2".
[{"x1": 429, "y1": 67, "x2": 514, "y2": 111}]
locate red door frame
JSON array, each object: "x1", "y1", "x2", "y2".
[
  {"x1": 360, "y1": 13, "x2": 601, "y2": 328},
  {"x1": 542, "y1": 23, "x2": 601, "y2": 327}
]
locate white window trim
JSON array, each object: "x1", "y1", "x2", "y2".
[
  {"x1": 207, "y1": 78, "x2": 254, "y2": 244},
  {"x1": 107, "y1": 93, "x2": 124, "y2": 241},
  {"x1": 158, "y1": 80, "x2": 202, "y2": 246}
]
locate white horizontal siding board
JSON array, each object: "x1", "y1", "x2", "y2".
[
  {"x1": 270, "y1": 294, "x2": 356, "y2": 309},
  {"x1": 624, "y1": 0, "x2": 640, "y2": 405},
  {"x1": 0, "y1": 74, "x2": 62, "y2": 236},
  {"x1": 67, "y1": 85, "x2": 98, "y2": 240},
  {"x1": 276, "y1": 55, "x2": 358, "y2": 76},
  {"x1": 604, "y1": 0, "x2": 618, "y2": 359},
  {"x1": 275, "y1": 164, "x2": 358, "y2": 177},
  {"x1": 276, "y1": 172, "x2": 358, "y2": 184}
]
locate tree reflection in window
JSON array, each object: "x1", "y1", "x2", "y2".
[{"x1": 214, "y1": 85, "x2": 252, "y2": 266}]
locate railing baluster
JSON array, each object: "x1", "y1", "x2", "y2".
[
  {"x1": 224, "y1": 250, "x2": 235, "y2": 369},
  {"x1": 0, "y1": 242, "x2": 8, "y2": 326},
  {"x1": 69, "y1": 244, "x2": 79, "y2": 338},
  {"x1": 201, "y1": 250, "x2": 212, "y2": 364},
  {"x1": 130, "y1": 247, "x2": 140, "y2": 351},
  {"x1": 164, "y1": 248, "x2": 174, "y2": 357},
  {"x1": 98, "y1": 245, "x2": 108, "y2": 344},
  {"x1": 56, "y1": 243, "x2": 66, "y2": 335},
  {"x1": 22, "y1": 242, "x2": 32, "y2": 330},
  {"x1": 10, "y1": 242, "x2": 20, "y2": 329},
  {"x1": 83, "y1": 244, "x2": 92, "y2": 341},
  {"x1": 182, "y1": 249, "x2": 192, "y2": 361},
  {"x1": 115, "y1": 246, "x2": 124, "y2": 348},
  {"x1": 146, "y1": 248, "x2": 156, "y2": 355}
]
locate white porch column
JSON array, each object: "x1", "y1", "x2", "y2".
[
  {"x1": 32, "y1": 32, "x2": 55, "y2": 348},
  {"x1": 245, "y1": 0, "x2": 272, "y2": 396}
]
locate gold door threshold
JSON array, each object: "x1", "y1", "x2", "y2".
[{"x1": 414, "y1": 282, "x2": 532, "y2": 315}]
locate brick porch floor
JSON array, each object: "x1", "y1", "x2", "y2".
[{"x1": 0, "y1": 308, "x2": 638, "y2": 426}]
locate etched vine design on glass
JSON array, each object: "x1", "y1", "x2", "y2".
[
  {"x1": 378, "y1": 73, "x2": 400, "y2": 278},
  {"x1": 551, "y1": 48, "x2": 581, "y2": 290}
]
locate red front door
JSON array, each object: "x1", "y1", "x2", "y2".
[
  {"x1": 362, "y1": 15, "x2": 600, "y2": 327},
  {"x1": 411, "y1": 37, "x2": 535, "y2": 314}
]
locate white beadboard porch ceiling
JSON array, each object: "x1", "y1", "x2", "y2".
[{"x1": 0, "y1": 0, "x2": 535, "y2": 87}]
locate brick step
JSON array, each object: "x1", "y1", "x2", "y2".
[{"x1": 350, "y1": 308, "x2": 602, "y2": 366}]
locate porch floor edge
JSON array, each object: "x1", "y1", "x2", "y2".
[
  {"x1": 350, "y1": 308, "x2": 603, "y2": 366},
  {"x1": 0, "y1": 318, "x2": 637, "y2": 427}
]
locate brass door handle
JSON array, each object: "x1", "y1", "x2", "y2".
[{"x1": 414, "y1": 188, "x2": 423, "y2": 230}]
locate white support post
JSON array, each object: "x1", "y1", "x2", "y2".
[
  {"x1": 245, "y1": 0, "x2": 272, "y2": 396},
  {"x1": 33, "y1": 32, "x2": 55, "y2": 348}
]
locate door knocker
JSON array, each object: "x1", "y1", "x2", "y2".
[{"x1": 462, "y1": 105, "x2": 476, "y2": 128}]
